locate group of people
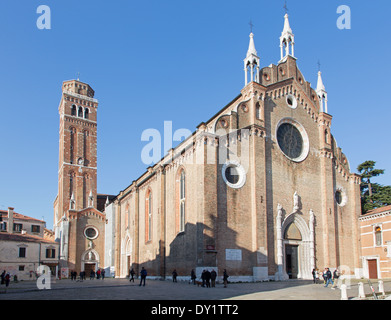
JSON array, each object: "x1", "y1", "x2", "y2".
[
  {"x1": 190, "y1": 268, "x2": 229, "y2": 288},
  {"x1": 312, "y1": 267, "x2": 341, "y2": 289},
  {"x1": 0, "y1": 270, "x2": 11, "y2": 288},
  {"x1": 70, "y1": 268, "x2": 106, "y2": 281},
  {"x1": 129, "y1": 267, "x2": 230, "y2": 288},
  {"x1": 129, "y1": 267, "x2": 147, "y2": 286}
]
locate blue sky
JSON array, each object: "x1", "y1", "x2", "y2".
[{"x1": 0, "y1": 0, "x2": 390, "y2": 229}]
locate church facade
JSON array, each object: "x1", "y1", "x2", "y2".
[{"x1": 54, "y1": 13, "x2": 363, "y2": 281}]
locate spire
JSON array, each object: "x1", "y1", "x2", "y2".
[
  {"x1": 316, "y1": 71, "x2": 326, "y2": 92},
  {"x1": 279, "y1": 13, "x2": 295, "y2": 61},
  {"x1": 247, "y1": 32, "x2": 258, "y2": 57},
  {"x1": 316, "y1": 71, "x2": 328, "y2": 113},
  {"x1": 244, "y1": 31, "x2": 260, "y2": 86}
]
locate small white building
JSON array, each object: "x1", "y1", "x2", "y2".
[{"x1": 0, "y1": 207, "x2": 59, "y2": 280}]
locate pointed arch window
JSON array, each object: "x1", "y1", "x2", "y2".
[
  {"x1": 125, "y1": 204, "x2": 130, "y2": 229},
  {"x1": 70, "y1": 127, "x2": 76, "y2": 164},
  {"x1": 69, "y1": 171, "x2": 75, "y2": 200},
  {"x1": 83, "y1": 130, "x2": 89, "y2": 162},
  {"x1": 145, "y1": 190, "x2": 152, "y2": 242},
  {"x1": 179, "y1": 170, "x2": 186, "y2": 232},
  {"x1": 78, "y1": 106, "x2": 83, "y2": 117}
]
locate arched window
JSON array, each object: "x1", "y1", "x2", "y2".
[
  {"x1": 256, "y1": 102, "x2": 261, "y2": 120},
  {"x1": 83, "y1": 130, "x2": 89, "y2": 161},
  {"x1": 82, "y1": 174, "x2": 88, "y2": 209},
  {"x1": 70, "y1": 127, "x2": 76, "y2": 164},
  {"x1": 375, "y1": 226, "x2": 382, "y2": 246},
  {"x1": 125, "y1": 204, "x2": 130, "y2": 229},
  {"x1": 145, "y1": 190, "x2": 152, "y2": 242},
  {"x1": 71, "y1": 105, "x2": 77, "y2": 116},
  {"x1": 84, "y1": 108, "x2": 89, "y2": 119},
  {"x1": 69, "y1": 171, "x2": 75, "y2": 199},
  {"x1": 78, "y1": 106, "x2": 83, "y2": 117},
  {"x1": 179, "y1": 170, "x2": 186, "y2": 232}
]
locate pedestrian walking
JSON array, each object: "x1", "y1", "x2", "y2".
[
  {"x1": 101, "y1": 269, "x2": 105, "y2": 280},
  {"x1": 190, "y1": 269, "x2": 196, "y2": 285},
  {"x1": 96, "y1": 269, "x2": 101, "y2": 279},
  {"x1": 331, "y1": 268, "x2": 340, "y2": 289},
  {"x1": 90, "y1": 270, "x2": 95, "y2": 280},
  {"x1": 139, "y1": 267, "x2": 147, "y2": 286},
  {"x1": 1, "y1": 270, "x2": 5, "y2": 285},
  {"x1": 201, "y1": 270, "x2": 206, "y2": 287},
  {"x1": 172, "y1": 269, "x2": 178, "y2": 282},
  {"x1": 223, "y1": 269, "x2": 229, "y2": 288},
  {"x1": 211, "y1": 269, "x2": 217, "y2": 288},
  {"x1": 324, "y1": 268, "x2": 334, "y2": 288},
  {"x1": 312, "y1": 268, "x2": 318, "y2": 284},
  {"x1": 322, "y1": 268, "x2": 328, "y2": 285},
  {"x1": 129, "y1": 268, "x2": 135, "y2": 282},
  {"x1": 4, "y1": 272, "x2": 10, "y2": 289},
  {"x1": 205, "y1": 270, "x2": 211, "y2": 288}
]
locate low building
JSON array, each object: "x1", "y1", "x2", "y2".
[
  {"x1": 359, "y1": 205, "x2": 391, "y2": 279},
  {"x1": 0, "y1": 207, "x2": 59, "y2": 280}
]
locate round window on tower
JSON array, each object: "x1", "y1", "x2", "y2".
[
  {"x1": 84, "y1": 226, "x2": 98, "y2": 240},
  {"x1": 222, "y1": 161, "x2": 247, "y2": 189}
]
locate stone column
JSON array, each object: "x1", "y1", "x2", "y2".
[
  {"x1": 275, "y1": 204, "x2": 284, "y2": 280},
  {"x1": 309, "y1": 209, "x2": 315, "y2": 271}
]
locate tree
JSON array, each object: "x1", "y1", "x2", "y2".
[{"x1": 357, "y1": 160, "x2": 391, "y2": 214}]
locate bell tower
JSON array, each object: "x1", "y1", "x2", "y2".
[
  {"x1": 54, "y1": 79, "x2": 105, "y2": 273},
  {"x1": 55, "y1": 79, "x2": 98, "y2": 224}
]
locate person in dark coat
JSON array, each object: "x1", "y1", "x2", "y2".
[
  {"x1": 223, "y1": 269, "x2": 229, "y2": 288},
  {"x1": 129, "y1": 268, "x2": 135, "y2": 282},
  {"x1": 201, "y1": 270, "x2": 206, "y2": 287},
  {"x1": 210, "y1": 269, "x2": 217, "y2": 288},
  {"x1": 172, "y1": 269, "x2": 178, "y2": 282},
  {"x1": 205, "y1": 270, "x2": 211, "y2": 288},
  {"x1": 139, "y1": 267, "x2": 147, "y2": 286},
  {"x1": 191, "y1": 269, "x2": 196, "y2": 285}
]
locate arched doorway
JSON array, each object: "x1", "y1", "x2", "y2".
[
  {"x1": 284, "y1": 222, "x2": 302, "y2": 279},
  {"x1": 81, "y1": 249, "x2": 100, "y2": 276},
  {"x1": 281, "y1": 213, "x2": 313, "y2": 280}
]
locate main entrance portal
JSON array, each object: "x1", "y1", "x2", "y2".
[
  {"x1": 285, "y1": 245, "x2": 299, "y2": 279},
  {"x1": 84, "y1": 263, "x2": 95, "y2": 276}
]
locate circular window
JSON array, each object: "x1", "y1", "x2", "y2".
[
  {"x1": 335, "y1": 188, "x2": 347, "y2": 207},
  {"x1": 286, "y1": 94, "x2": 297, "y2": 109},
  {"x1": 84, "y1": 227, "x2": 98, "y2": 240},
  {"x1": 222, "y1": 161, "x2": 246, "y2": 189},
  {"x1": 276, "y1": 118, "x2": 309, "y2": 162}
]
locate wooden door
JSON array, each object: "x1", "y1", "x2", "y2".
[{"x1": 368, "y1": 259, "x2": 378, "y2": 279}]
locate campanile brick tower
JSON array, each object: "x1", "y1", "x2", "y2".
[{"x1": 54, "y1": 79, "x2": 105, "y2": 275}]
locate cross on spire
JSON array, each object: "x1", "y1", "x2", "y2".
[
  {"x1": 284, "y1": 0, "x2": 288, "y2": 14},
  {"x1": 317, "y1": 60, "x2": 321, "y2": 72},
  {"x1": 249, "y1": 20, "x2": 254, "y2": 33},
  {"x1": 77, "y1": 72, "x2": 80, "y2": 81}
]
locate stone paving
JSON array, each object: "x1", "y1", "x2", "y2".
[{"x1": 0, "y1": 277, "x2": 390, "y2": 300}]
